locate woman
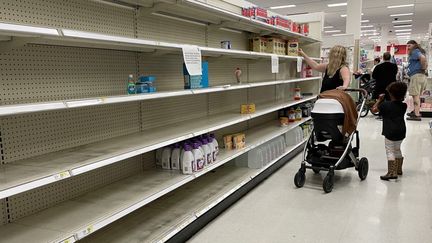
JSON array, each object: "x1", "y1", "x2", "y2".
[
  {"x1": 299, "y1": 45, "x2": 350, "y2": 93},
  {"x1": 406, "y1": 40, "x2": 428, "y2": 121}
]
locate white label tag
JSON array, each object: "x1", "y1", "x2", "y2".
[
  {"x1": 76, "y1": 225, "x2": 94, "y2": 239},
  {"x1": 297, "y1": 57, "x2": 302, "y2": 73},
  {"x1": 182, "y1": 45, "x2": 202, "y2": 75},
  {"x1": 271, "y1": 55, "x2": 279, "y2": 73},
  {"x1": 59, "y1": 236, "x2": 76, "y2": 243},
  {"x1": 54, "y1": 171, "x2": 71, "y2": 180}
]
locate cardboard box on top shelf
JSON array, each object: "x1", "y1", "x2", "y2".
[{"x1": 252, "y1": 37, "x2": 267, "y2": 53}]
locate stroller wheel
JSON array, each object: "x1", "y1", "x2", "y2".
[
  {"x1": 358, "y1": 157, "x2": 369, "y2": 180},
  {"x1": 294, "y1": 171, "x2": 306, "y2": 188},
  {"x1": 356, "y1": 103, "x2": 369, "y2": 117},
  {"x1": 323, "y1": 174, "x2": 334, "y2": 193}
]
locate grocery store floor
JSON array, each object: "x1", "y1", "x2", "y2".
[{"x1": 189, "y1": 116, "x2": 432, "y2": 243}]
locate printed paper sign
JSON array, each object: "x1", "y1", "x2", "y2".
[
  {"x1": 297, "y1": 57, "x2": 302, "y2": 73},
  {"x1": 271, "y1": 55, "x2": 279, "y2": 73},
  {"x1": 182, "y1": 45, "x2": 202, "y2": 75}
]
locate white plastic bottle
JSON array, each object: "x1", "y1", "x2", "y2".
[
  {"x1": 192, "y1": 143, "x2": 205, "y2": 171},
  {"x1": 181, "y1": 145, "x2": 194, "y2": 174},
  {"x1": 209, "y1": 134, "x2": 219, "y2": 161},
  {"x1": 206, "y1": 136, "x2": 215, "y2": 164},
  {"x1": 161, "y1": 146, "x2": 172, "y2": 170},
  {"x1": 171, "y1": 144, "x2": 181, "y2": 171},
  {"x1": 201, "y1": 138, "x2": 212, "y2": 165}
]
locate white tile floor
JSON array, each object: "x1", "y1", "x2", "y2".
[{"x1": 189, "y1": 116, "x2": 432, "y2": 243}]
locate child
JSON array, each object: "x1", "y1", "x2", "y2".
[{"x1": 372, "y1": 82, "x2": 408, "y2": 180}]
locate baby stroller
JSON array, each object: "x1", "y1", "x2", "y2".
[
  {"x1": 294, "y1": 89, "x2": 369, "y2": 193},
  {"x1": 356, "y1": 75, "x2": 378, "y2": 117}
]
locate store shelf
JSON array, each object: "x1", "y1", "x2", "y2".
[
  {"x1": 0, "y1": 118, "x2": 309, "y2": 243},
  {"x1": 0, "y1": 22, "x2": 320, "y2": 60},
  {"x1": 0, "y1": 77, "x2": 320, "y2": 116},
  {"x1": 81, "y1": 141, "x2": 307, "y2": 243},
  {"x1": 0, "y1": 97, "x2": 315, "y2": 199},
  {"x1": 136, "y1": 0, "x2": 321, "y2": 44}
]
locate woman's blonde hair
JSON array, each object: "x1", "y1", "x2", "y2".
[{"x1": 327, "y1": 45, "x2": 348, "y2": 77}]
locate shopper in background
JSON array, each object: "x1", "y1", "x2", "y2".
[
  {"x1": 406, "y1": 40, "x2": 428, "y2": 121},
  {"x1": 370, "y1": 57, "x2": 381, "y2": 73},
  {"x1": 372, "y1": 52, "x2": 398, "y2": 100},
  {"x1": 372, "y1": 82, "x2": 408, "y2": 181},
  {"x1": 299, "y1": 45, "x2": 350, "y2": 93}
]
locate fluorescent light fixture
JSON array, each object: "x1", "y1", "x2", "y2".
[
  {"x1": 324, "y1": 26, "x2": 334, "y2": 29},
  {"x1": 341, "y1": 13, "x2": 363, "y2": 17},
  {"x1": 325, "y1": 30, "x2": 341, "y2": 33},
  {"x1": 397, "y1": 35, "x2": 411, "y2": 38},
  {"x1": 394, "y1": 24, "x2": 412, "y2": 28},
  {"x1": 395, "y1": 29, "x2": 412, "y2": 32},
  {"x1": 396, "y1": 32, "x2": 411, "y2": 35},
  {"x1": 269, "y1": 5, "x2": 296, "y2": 9},
  {"x1": 364, "y1": 33, "x2": 380, "y2": 36},
  {"x1": 361, "y1": 20, "x2": 370, "y2": 23},
  {"x1": 361, "y1": 29, "x2": 377, "y2": 33},
  {"x1": 332, "y1": 33, "x2": 348, "y2": 36},
  {"x1": 387, "y1": 4, "x2": 414, "y2": 9},
  {"x1": 392, "y1": 19, "x2": 412, "y2": 23},
  {"x1": 361, "y1": 25, "x2": 374, "y2": 28},
  {"x1": 390, "y1": 13, "x2": 413, "y2": 17},
  {"x1": 328, "y1": 2, "x2": 347, "y2": 7},
  {"x1": 0, "y1": 22, "x2": 59, "y2": 36}
]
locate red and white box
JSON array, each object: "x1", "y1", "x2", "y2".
[{"x1": 273, "y1": 16, "x2": 290, "y2": 29}]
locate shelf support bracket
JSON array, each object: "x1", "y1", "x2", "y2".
[
  {"x1": 137, "y1": 3, "x2": 165, "y2": 17},
  {"x1": 0, "y1": 37, "x2": 35, "y2": 52}
]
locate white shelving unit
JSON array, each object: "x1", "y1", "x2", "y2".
[
  {"x1": 0, "y1": 119, "x2": 309, "y2": 243},
  {"x1": 0, "y1": 0, "x2": 322, "y2": 242}
]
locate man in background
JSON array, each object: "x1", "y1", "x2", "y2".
[{"x1": 372, "y1": 52, "x2": 398, "y2": 120}]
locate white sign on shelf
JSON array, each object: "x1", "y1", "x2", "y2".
[
  {"x1": 182, "y1": 45, "x2": 202, "y2": 75},
  {"x1": 271, "y1": 55, "x2": 279, "y2": 73},
  {"x1": 297, "y1": 57, "x2": 302, "y2": 73}
]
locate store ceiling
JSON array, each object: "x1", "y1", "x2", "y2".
[{"x1": 248, "y1": 0, "x2": 432, "y2": 43}]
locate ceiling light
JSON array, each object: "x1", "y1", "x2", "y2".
[
  {"x1": 361, "y1": 25, "x2": 374, "y2": 28},
  {"x1": 325, "y1": 30, "x2": 341, "y2": 33},
  {"x1": 328, "y1": 2, "x2": 347, "y2": 7},
  {"x1": 332, "y1": 33, "x2": 348, "y2": 36},
  {"x1": 395, "y1": 29, "x2": 412, "y2": 32},
  {"x1": 390, "y1": 13, "x2": 413, "y2": 17},
  {"x1": 361, "y1": 20, "x2": 370, "y2": 23},
  {"x1": 324, "y1": 26, "x2": 334, "y2": 29},
  {"x1": 0, "y1": 22, "x2": 59, "y2": 36},
  {"x1": 269, "y1": 5, "x2": 296, "y2": 9},
  {"x1": 341, "y1": 13, "x2": 363, "y2": 17},
  {"x1": 365, "y1": 33, "x2": 380, "y2": 36},
  {"x1": 361, "y1": 29, "x2": 377, "y2": 33},
  {"x1": 387, "y1": 4, "x2": 414, "y2": 9},
  {"x1": 392, "y1": 20, "x2": 412, "y2": 23},
  {"x1": 396, "y1": 32, "x2": 411, "y2": 35},
  {"x1": 394, "y1": 25, "x2": 412, "y2": 28}
]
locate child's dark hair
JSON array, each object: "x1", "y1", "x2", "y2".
[{"x1": 387, "y1": 82, "x2": 407, "y2": 101}]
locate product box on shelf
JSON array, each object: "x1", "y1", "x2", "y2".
[
  {"x1": 183, "y1": 61, "x2": 209, "y2": 89},
  {"x1": 251, "y1": 7, "x2": 268, "y2": 22},
  {"x1": 273, "y1": 16, "x2": 291, "y2": 30},
  {"x1": 136, "y1": 75, "x2": 157, "y2": 94},
  {"x1": 291, "y1": 22, "x2": 300, "y2": 33},
  {"x1": 299, "y1": 23, "x2": 310, "y2": 36},
  {"x1": 287, "y1": 39, "x2": 299, "y2": 56},
  {"x1": 232, "y1": 133, "x2": 246, "y2": 149},
  {"x1": 241, "y1": 103, "x2": 256, "y2": 114},
  {"x1": 267, "y1": 38, "x2": 286, "y2": 55},
  {"x1": 252, "y1": 37, "x2": 267, "y2": 53}
]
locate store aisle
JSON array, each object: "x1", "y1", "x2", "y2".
[{"x1": 189, "y1": 116, "x2": 432, "y2": 243}]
